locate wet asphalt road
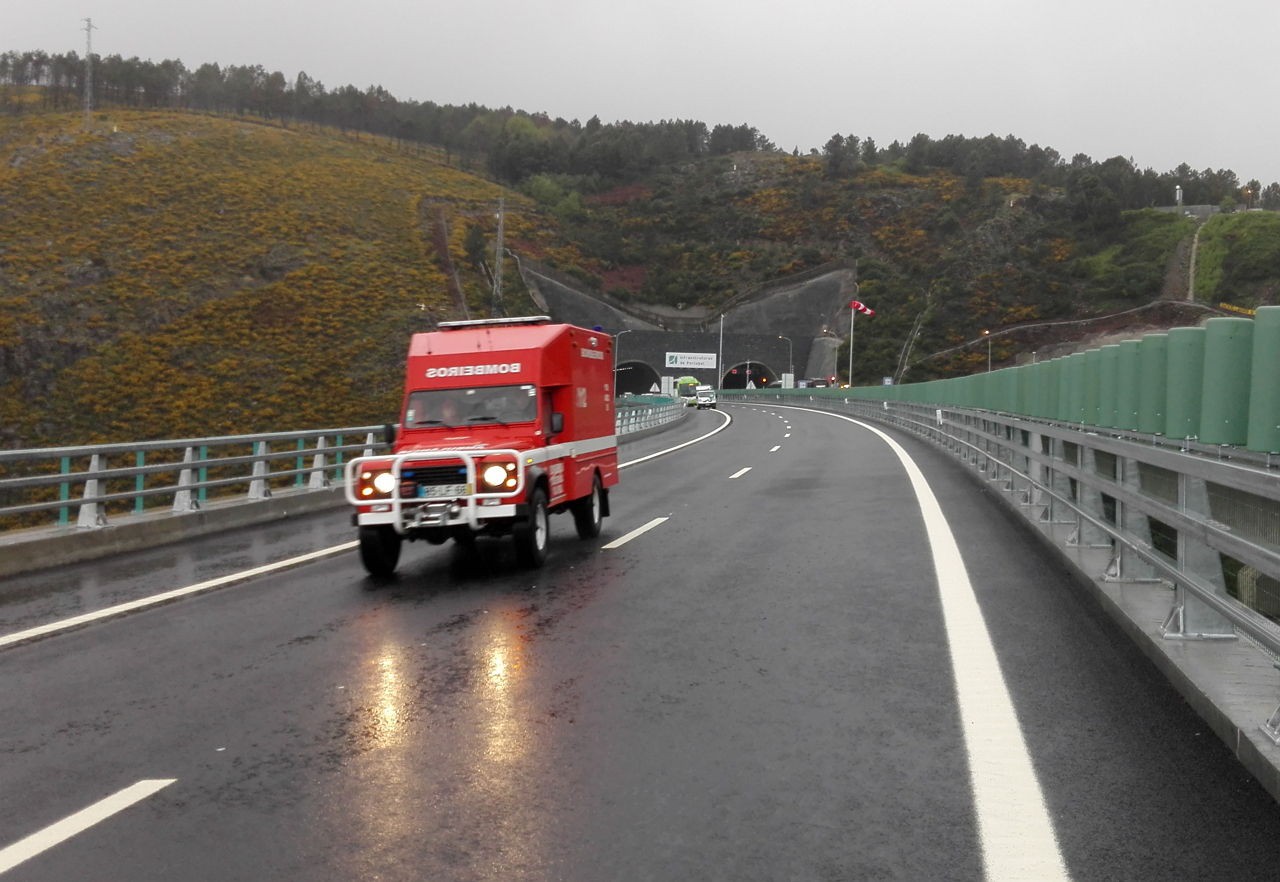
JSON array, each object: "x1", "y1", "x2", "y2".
[{"x1": 4, "y1": 405, "x2": 1280, "y2": 880}]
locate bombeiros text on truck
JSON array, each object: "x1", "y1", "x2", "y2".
[{"x1": 344, "y1": 316, "x2": 619, "y2": 576}]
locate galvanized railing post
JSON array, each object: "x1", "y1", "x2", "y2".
[
  {"x1": 295, "y1": 438, "x2": 306, "y2": 488},
  {"x1": 1162, "y1": 472, "x2": 1235, "y2": 639},
  {"x1": 134, "y1": 450, "x2": 146, "y2": 514},
  {"x1": 198, "y1": 445, "x2": 209, "y2": 506},
  {"x1": 1105, "y1": 454, "x2": 1160, "y2": 584},
  {"x1": 58, "y1": 455, "x2": 71, "y2": 527}
]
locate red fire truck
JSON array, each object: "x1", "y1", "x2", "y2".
[{"x1": 344, "y1": 316, "x2": 619, "y2": 576}]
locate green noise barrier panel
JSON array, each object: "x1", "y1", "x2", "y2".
[
  {"x1": 1065, "y1": 353, "x2": 1087, "y2": 424},
  {"x1": 1199, "y1": 317, "x2": 1254, "y2": 446},
  {"x1": 1137, "y1": 333, "x2": 1168, "y2": 434},
  {"x1": 1043, "y1": 360, "x2": 1059, "y2": 419},
  {"x1": 1054, "y1": 356, "x2": 1071, "y2": 422},
  {"x1": 1116, "y1": 340, "x2": 1141, "y2": 430},
  {"x1": 1164, "y1": 327, "x2": 1205, "y2": 440},
  {"x1": 1083, "y1": 349, "x2": 1102, "y2": 427},
  {"x1": 1099, "y1": 344, "x2": 1120, "y2": 429},
  {"x1": 1248, "y1": 306, "x2": 1280, "y2": 453},
  {"x1": 829, "y1": 309, "x2": 1280, "y2": 454}
]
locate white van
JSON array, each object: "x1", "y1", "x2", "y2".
[{"x1": 694, "y1": 385, "x2": 717, "y2": 409}]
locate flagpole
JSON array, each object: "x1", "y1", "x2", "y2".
[{"x1": 848, "y1": 311, "x2": 855, "y2": 386}]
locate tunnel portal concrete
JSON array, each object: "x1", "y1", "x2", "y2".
[{"x1": 521, "y1": 260, "x2": 859, "y2": 388}]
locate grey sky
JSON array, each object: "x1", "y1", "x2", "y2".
[{"x1": 11, "y1": 0, "x2": 1280, "y2": 188}]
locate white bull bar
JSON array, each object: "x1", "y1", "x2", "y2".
[{"x1": 344, "y1": 448, "x2": 526, "y2": 531}]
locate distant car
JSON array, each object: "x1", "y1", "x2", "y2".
[{"x1": 694, "y1": 385, "x2": 717, "y2": 409}]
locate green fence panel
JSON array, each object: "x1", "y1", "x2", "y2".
[
  {"x1": 1009, "y1": 366, "x2": 1027, "y2": 414},
  {"x1": 1052, "y1": 357, "x2": 1071, "y2": 421},
  {"x1": 973, "y1": 372, "x2": 988, "y2": 410},
  {"x1": 1165, "y1": 327, "x2": 1206, "y2": 440},
  {"x1": 1065, "y1": 353, "x2": 1087, "y2": 424},
  {"x1": 1099, "y1": 344, "x2": 1120, "y2": 428},
  {"x1": 1115, "y1": 340, "x2": 1141, "y2": 430},
  {"x1": 1247, "y1": 306, "x2": 1280, "y2": 453},
  {"x1": 1199, "y1": 317, "x2": 1254, "y2": 446},
  {"x1": 1041, "y1": 358, "x2": 1062, "y2": 420},
  {"x1": 994, "y1": 367, "x2": 1008, "y2": 413},
  {"x1": 998, "y1": 368, "x2": 1013, "y2": 412},
  {"x1": 1025, "y1": 362, "x2": 1041, "y2": 418},
  {"x1": 960, "y1": 373, "x2": 978, "y2": 409},
  {"x1": 1082, "y1": 349, "x2": 1102, "y2": 427},
  {"x1": 1137, "y1": 333, "x2": 1168, "y2": 434}
]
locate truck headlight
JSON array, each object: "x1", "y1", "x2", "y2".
[
  {"x1": 359, "y1": 468, "x2": 396, "y2": 498},
  {"x1": 480, "y1": 462, "x2": 518, "y2": 491}
]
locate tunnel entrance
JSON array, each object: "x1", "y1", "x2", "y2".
[
  {"x1": 615, "y1": 361, "x2": 661, "y2": 396},
  {"x1": 722, "y1": 361, "x2": 778, "y2": 389}
]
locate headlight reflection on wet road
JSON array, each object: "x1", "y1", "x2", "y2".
[{"x1": 479, "y1": 607, "x2": 531, "y2": 766}]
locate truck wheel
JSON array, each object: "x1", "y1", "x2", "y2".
[
  {"x1": 514, "y1": 486, "x2": 549, "y2": 567},
  {"x1": 572, "y1": 475, "x2": 604, "y2": 539},
  {"x1": 359, "y1": 525, "x2": 401, "y2": 578}
]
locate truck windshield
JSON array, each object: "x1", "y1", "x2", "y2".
[{"x1": 405, "y1": 385, "x2": 537, "y2": 428}]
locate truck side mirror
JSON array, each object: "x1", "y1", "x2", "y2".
[
  {"x1": 384, "y1": 422, "x2": 397, "y2": 447},
  {"x1": 550, "y1": 412, "x2": 564, "y2": 435}
]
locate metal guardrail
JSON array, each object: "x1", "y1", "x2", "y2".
[
  {"x1": 617, "y1": 399, "x2": 682, "y2": 435},
  {"x1": 0, "y1": 400, "x2": 682, "y2": 533},
  {"x1": 729, "y1": 391, "x2": 1280, "y2": 742},
  {"x1": 0, "y1": 427, "x2": 389, "y2": 529}
]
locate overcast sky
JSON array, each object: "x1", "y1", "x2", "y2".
[{"x1": 11, "y1": 0, "x2": 1280, "y2": 188}]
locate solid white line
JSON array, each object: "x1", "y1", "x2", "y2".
[
  {"x1": 601, "y1": 517, "x2": 669, "y2": 550},
  {"x1": 815, "y1": 408, "x2": 1070, "y2": 881},
  {"x1": 0, "y1": 779, "x2": 176, "y2": 874},
  {"x1": 728, "y1": 467, "x2": 752, "y2": 479},
  {"x1": 0, "y1": 542, "x2": 358, "y2": 650},
  {"x1": 619, "y1": 410, "x2": 732, "y2": 468}
]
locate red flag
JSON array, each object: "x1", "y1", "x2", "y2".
[{"x1": 849, "y1": 300, "x2": 875, "y2": 317}]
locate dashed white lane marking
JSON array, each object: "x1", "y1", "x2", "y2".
[
  {"x1": 0, "y1": 779, "x2": 176, "y2": 874},
  {"x1": 770, "y1": 445, "x2": 781, "y2": 453},
  {"x1": 728, "y1": 467, "x2": 752, "y2": 479},
  {"x1": 819, "y1": 409, "x2": 1071, "y2": 881},
  {"x1": 0, "y1": 543, "x2": 358, "y2": 650},
  {"x1": 601, "y1": 517, "x2": 669, "y2": 549}
]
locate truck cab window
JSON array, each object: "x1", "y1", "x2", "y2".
[{"x1": 406, "y1": 385, "x2": 537, "y2": 428}]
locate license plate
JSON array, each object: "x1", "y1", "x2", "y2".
[{"x1": 420, "y1": 484, "x2": 467, "y2": 498}]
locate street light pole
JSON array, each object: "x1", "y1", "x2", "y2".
[
  {"x1": 613, "y1": 329, "x2": 633, "y2": 393},
  {"x1": 718, "y1": 314, "x2": 725, "y2": 390},
  {"x1": 983, "y1": 329, "x2": 991, "y2": 372},
  {"x1": 778, "y1": 335, "x2": 792, "y2": 384}
]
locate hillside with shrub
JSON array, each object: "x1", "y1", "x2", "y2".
[
  {"x1": 2, "y1": 97, "x2": 1278, "y2": 448},
  {"x1": 0, "y1": 110, "x2": 575, "y2": 448}
]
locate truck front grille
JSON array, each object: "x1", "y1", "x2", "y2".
[{"x1": 399, "y1": 462, "x2": 468, "y2": 498}]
